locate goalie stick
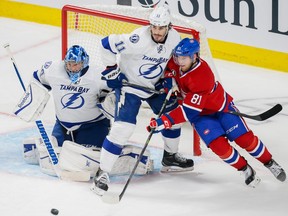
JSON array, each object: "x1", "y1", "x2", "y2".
[
  {"x1": 228, "y1": 104, "x2": 282, "y2": 121},
  {"x1": 101, "y1": 86, "x2": 175, "y2": 204},
  {"x1": 3, "y1": 43, "x2": 61, "y2": 177},
  {"x1": 3, "y1": 43, "x2": 90, "y2": 182}
]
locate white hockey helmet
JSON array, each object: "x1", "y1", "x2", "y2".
[{"x1": 149, "y1": 4, "x2": 171, "y2": 27}]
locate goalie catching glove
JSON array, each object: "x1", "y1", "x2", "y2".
[
  {"x1": 147, "y1": 114, "x2": 174, "y2": 132},
  {"x1": 101, "y1": 64, "x2": 128, "y2": 89}
]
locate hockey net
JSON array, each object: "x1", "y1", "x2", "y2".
[{"x1": 61, "y1": 4, "x2": 218, "y2": 156}]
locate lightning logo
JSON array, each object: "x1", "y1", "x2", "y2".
[
  {"x1": 139, "y1": 62, "x2": 163, "y2": 79},
  {"x1": 116, "y1": 92, "x2": 125, "y2": 117},
  {"x1": 61, "y1": 92, "x2": 84, "y2": 109}
]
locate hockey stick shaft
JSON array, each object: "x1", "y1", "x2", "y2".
[
  {"x1": 101, "y1": 76, "x2": 163, "y2": 94},
  {"x1": 3, "y1": 43, "x2": 26, "y2": 91},
  {"x1": 122, "y1": 81, "x2": 164, "y2": 94},
  {"x1": 3, "y1": 43, "x2": 62, "y2": 178},
  {"x1": 102, "y1": 87, "x2": 174, "y2": 203},
  {"x1": 119, "y1": 88, "x2": 173, "y2": 200},
  {"x1": 176, "y1": 92, "x2": 281, "y2": 121},
  {"x1": 227, "y1": 104, "x2": 282, "y2": 121}
]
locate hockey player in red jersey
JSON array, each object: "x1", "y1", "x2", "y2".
[{"x1": 149, "y1": 38, "x2": 286, "y2": 187}]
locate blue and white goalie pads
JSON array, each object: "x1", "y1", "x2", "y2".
[
  {"x1": 23, "y1": 137, "x2": 39, "y2": 165},
  {"x1": 14, "y1": 79, "x2": 50, "y2": 122},
  {"x1": 23, "y1": 138, "x2": 153, "y2": 180},
  {"x1": 59, "y1": 141, "x2": 154, "y2": 178}
]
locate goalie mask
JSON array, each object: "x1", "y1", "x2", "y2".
[{"x1": 64, "y1": 45, "x2": 89, "y2": 84}]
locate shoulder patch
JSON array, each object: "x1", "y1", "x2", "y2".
[
  {"x1": 44, "y1": 61, "x2": 52, "y2": 69},
  {"x1": 129, "y1": 34, "x2": 140, "y2": 43}
]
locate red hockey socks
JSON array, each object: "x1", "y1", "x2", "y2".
[
  {"x1": 235, "y1": 131, "x2": 272, "y2": 164},
  {"x1": 209, "y1": 136, "x2": 247, "y2": 170}
]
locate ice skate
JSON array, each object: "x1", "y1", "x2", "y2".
[
  {"x1": 264, "y1": 159, "x2": 286, "y2": 182},
  {"x1": 91, "y1": 169, "x2": 110, "y2": 196},
  {"x1": 241, "y1": 164, "x2": 261, "y2": 188},
  {"x1": 161, "y1": 150, "x2": 194, "y2": 173}
]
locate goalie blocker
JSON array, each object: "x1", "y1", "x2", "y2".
[
  {"x1": 23, "y1": 137, "x2": 154, "y2": 179},
  {"x1": 14, "y1": 79, "x2": 50, "y2": 122}
]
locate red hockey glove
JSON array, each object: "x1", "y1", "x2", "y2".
[
  {"x1": 163, "y1": 71, "x2": 180, "y2": 97},
  {"x1": 147, "y1": 114, "x2": 174, "y2": 132},
  {"x1": 163, "y1": 71, "x2": 174, "y2": 94},
  {"x1": 163, "y1": 77, "x2": 173, "y2": 94}
]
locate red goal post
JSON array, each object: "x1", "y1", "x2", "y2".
[{"x1": 61, "y1": 4, "x2": 215, "y2": 156}]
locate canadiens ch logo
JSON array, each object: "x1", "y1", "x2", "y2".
[
  {"x1": 61, "y1": 92, "x2": 84, "y2": 109},
  {"x1": 204, "y1": 129, "x2": 210, "y2": 135}
]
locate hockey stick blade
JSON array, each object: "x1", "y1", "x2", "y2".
[
  {"x1": 101, "y1": 192, "x2": 121, "y2": 204},
  {"x1": 228, "y1": 104, "x2": 282, "y2": 121}
]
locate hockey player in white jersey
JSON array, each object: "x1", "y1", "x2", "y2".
[
  {"x1": 15, "y1": 45, "x2": 154, "y2": 178},
  {"x1": 92, "y1": 4, "x2": 194, "y2": 196},
  {"x1": 36, "y1": 45, "x2": 110, "y2": 147}
]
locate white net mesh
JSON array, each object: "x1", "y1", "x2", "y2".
[
  {"x1": 62, "y1": 4, "x2": 219, "y2": 80},
  {"x1": 62, "y1": 4, "x2": 218, "y2": 155}
]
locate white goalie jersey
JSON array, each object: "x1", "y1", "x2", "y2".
[
  {"x1": 101, "y1": 25, "x2": 181, "y2": 98},
  {"x1": 33, "y1": 60, "x2": 111, "y2": 129}
]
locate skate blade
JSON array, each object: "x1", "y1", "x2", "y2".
[
  {"x1": 160, "y1": 166, "x2": 194, "y2": 173},
  {"x1": 247, "y1": 175, "x2": 261, "y2": 188},
  {"x1": 90, "y1": 184, "x2": 106, "y2": 196}
]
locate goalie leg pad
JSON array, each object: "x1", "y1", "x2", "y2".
[
  {"x1": 59, "y1": 140, "x2": 101, "y2": 178},
  {"x1": 23, "y1": 137, "x2": 39, "y2": 165},
  {"x1": 36, "y1": 136, "x2": 61, "y2": 176},
  {"x1": 111, "y1": 145, "x2": 154, "y2": 175},
  {"x1": 14, "y1": 78, "x2": 50, "y2": 122}
]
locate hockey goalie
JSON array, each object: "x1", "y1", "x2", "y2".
[{"x1": 15, "y1": 45, "x2": 154, "y2": 180}]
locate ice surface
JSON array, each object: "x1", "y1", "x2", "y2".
[{"x1": 0, "y1": 18, "x2": 288, "y2": 216}]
